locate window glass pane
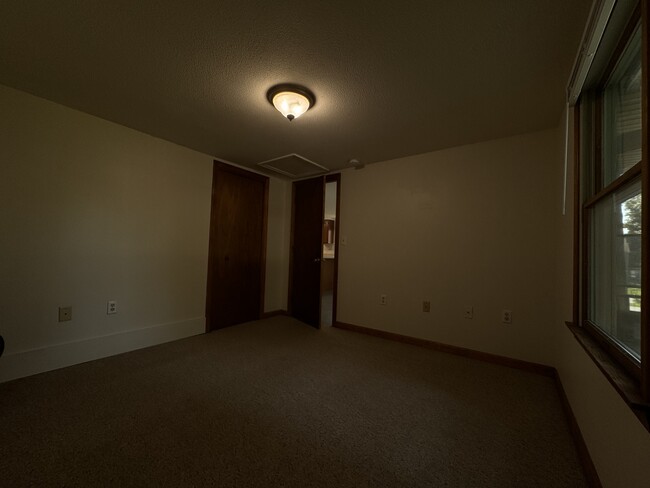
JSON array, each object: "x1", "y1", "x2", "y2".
[
  {"x1": 580, "y1": 91, "x2": 596, "y2": 198},
  {"x1": 589, "y1": 179, "x2": 642, "y2": 361},
  {"x1": 602, "y1": 24, "x2": 641, "y2": 186}
]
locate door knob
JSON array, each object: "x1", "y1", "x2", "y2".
[{"x1": 314, "y1": 258, "x2": 321, "y2": 262}]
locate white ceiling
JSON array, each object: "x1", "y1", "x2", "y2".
[{"x1": 0, "y1": 1, "x2": 591, "y2": 175}]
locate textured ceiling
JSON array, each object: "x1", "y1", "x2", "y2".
[{"x1": 0, "y1": 0, "x2": 591, "y2": 175}]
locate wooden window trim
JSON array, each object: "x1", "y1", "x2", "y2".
[
  {"x1": 641, "y1": 0, "x2": 650, "y2": 400},
  {"x1": 573, "y1": 102, "x2": 581, "y2": 328},
  {"x1": 566, "y1": 322, "x2": 650, "y2": 430},
  {"x1": 582, "y1": 161, "x2": 642, "y2": 209},
  {"x1": 582, "y1": 320, "x2": 641, "y2": 379}
]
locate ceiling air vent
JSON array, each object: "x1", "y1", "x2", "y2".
[{"x1": 257, "y1": 153, "x2": 328, "y2": 178}]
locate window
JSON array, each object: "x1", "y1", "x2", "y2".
[{"x1": 573, "y1": 1, "x2": 649, "y2": 427}]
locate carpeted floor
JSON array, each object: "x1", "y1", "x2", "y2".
[{"x1": 0, "y1": 316, "x2": 587, "y2": 487}]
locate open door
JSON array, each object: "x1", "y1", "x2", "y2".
[{"x1": 290, "y1": 176, "x2": 325, "y2": 327}]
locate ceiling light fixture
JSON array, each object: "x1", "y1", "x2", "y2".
[
  {"x1": 267, "y1": 84, "x2": 315, "y2": 121},
  {"x1": 349, "y1": 158, "x2": 365, "y2": 170}
]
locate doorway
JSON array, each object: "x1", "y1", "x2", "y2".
[
  {"x1": 321, "y1": 179, "x2": 338, "y2": 326},
  {"x1": 289, "y1": 173, "x2": 340, "y2": 328}
]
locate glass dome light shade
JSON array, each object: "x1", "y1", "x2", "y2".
[{"x1": 272, "y1": 91, "x2": 311, "y2": 121}]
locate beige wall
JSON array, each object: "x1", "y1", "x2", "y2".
[
  {"x1": 338, "y1": 130, "x2": 560, "y2": 365},
  {"x1": 0, "y1": 85, "x2": 289, "y2": 381},
  {"x1": 265, "y1": 177, "x2": 291, "y2": 312},
  {"x1": 337, "y1": 122, "x2": 650, "y2": 487}
]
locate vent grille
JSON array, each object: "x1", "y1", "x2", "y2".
[{"x1": 257, "y1": 154, "x2": 328, "y2": 178}]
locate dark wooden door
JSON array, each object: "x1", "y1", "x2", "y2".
[
  {"x1": 290, "y1": 176, "x2": 325, "y2": 327},
  {"x1": 206, "y1": 161, "x2": 268, "y2": 330}
]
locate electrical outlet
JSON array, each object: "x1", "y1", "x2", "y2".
[
  {"x1": 422, "y1": 300, "x2": 431, "y2": 313},
  {"x1": 380, "y1": 294, "x2": 388, "y2": 305},
  {"x1": 58, "y1": 306, "x2": 72, "y2": 322},
  {"x1": 463, "y1": 306, "x2": 474, "y2": 319},
  {"x1": 107, "y1": 301, "x2": 117, "y2": 315},
  {"x1": 502, "y1": 309, "x2": 512, "y2": 324}
]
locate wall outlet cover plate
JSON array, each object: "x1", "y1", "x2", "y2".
[
  {"x1": 463, "y1": 306, "x2": 474, "y2": 319},
  {"x1": 58, "y1": 306, "x2": 72, "y2": 322}
]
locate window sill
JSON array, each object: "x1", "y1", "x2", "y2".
[{"x1": 566, "y1": 322, "x2": 650, "y2": 431}]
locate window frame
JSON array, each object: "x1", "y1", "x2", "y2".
[{"x1": 572, "y1": 1, "x2": 650, "y2": 429}]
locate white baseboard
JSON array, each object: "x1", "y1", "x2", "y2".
[{"x1": 0, "y1": 317, "x2": 205, "y2": 383}]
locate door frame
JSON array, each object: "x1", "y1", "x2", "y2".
[
  {"x1": 287, "y1": 173, "x2": 341, "y2": 328},
  {"x1": 205, "y1": 160, "x2": 269, "y2": 332}
]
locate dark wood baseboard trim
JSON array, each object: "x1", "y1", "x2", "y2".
[
  {"x1": 261, "y1": 310, "x2": 288, "y2": 319},
  {"x1": 333, "y1": 320, "x2": 602, "y2": 487},
  {"x1": 333, "y1": 321, "x2": 555, "y2": 377},
  {"x1": 553, "y1": 371, "x2": 603, "y2": 488}
]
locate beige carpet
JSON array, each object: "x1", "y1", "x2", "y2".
[{"x1": 0, "y1": 316, "x2": 587, "y2": 487}]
